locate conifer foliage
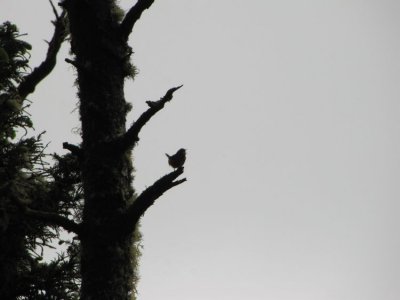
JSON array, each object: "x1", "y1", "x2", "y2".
[{"x1": 0, "y1": 21, "x2": 80, "y2": 299}]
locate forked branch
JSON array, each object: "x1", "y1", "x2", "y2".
[
  {"x1": 18, "y1": 3, "x2": 67, "y2": 99},
  {"x1": 119, "y1": 85, "x2": 183, "y2": 150}
]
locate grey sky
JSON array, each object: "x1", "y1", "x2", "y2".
[{"x1": 2, "y1": 1, "x2": 400, "y2": 299}]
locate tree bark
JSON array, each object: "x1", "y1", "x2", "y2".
[
  {"x1": 64, "y1": 1, "x2": 137, "y2": 298},
  {"x1": 62, "y1": 1, "x2": 185, "y2": 298}
]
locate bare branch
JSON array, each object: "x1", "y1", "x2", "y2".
[
  {"x1": 65, "y1": 58, "x2": 79, "y2": 68},
  {"x1": 65, "y1": 58, "x2": 93, "y2": 73},
  {"x1": 63, "y1": 142, "x2": 82, "y2": 158},
  {"x1": 24, "y1": 207, "x2": 81, "y2": 234},
  {"x1": 122, "y1": 167, "x2": 186, "y2": 230},
  {"x1": 120, "y1": 0, "x2": 155, "y2": 39},
  {"x1": 18, "y1": 9, "x2": 67, "y2": 99},
  {"x1": 49, "y1": 0, "x2": 60, "y2": 19},
  {"x1": 119, "y1": 85, "x2": 183, "y2": 150}
]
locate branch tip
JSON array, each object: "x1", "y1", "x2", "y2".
[
  {"x1": 65, "y1": 58, "x2": 78, "y2": 68},
  {"x1": 49, "y1": 0, "x2": 60, "y2": 19},
  {"x1": 120, "y1": 85, "x2": 184, "y2": 150}
]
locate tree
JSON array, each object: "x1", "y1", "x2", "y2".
[
  {"x1": 0, "y1": 21, "x2": 80, "y2": 299},
  {"x1": 2, "y1": 1, "x2": 186, "y2": 299}
]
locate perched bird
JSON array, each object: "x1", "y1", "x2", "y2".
[
  {"x1": 145, "y1": 100, "x2": 161, "y2": 108},
  {"x1": 166, "y1": 148, "x2": 186, "y2": 169}
]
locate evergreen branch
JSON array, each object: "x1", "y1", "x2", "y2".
[
  {"x1": 120, "y1": 0, "x2": 155, "y2": 39},
  {"x1": 18, "y1": 9, "x2": 67, "y2": 99},
  {"x1": 119, "y1": 85, "x2": 183, "y2": 150},
  {"x1": 123, "y1": 167, "x2": 186, "y2": 229},
  {"x1": 24, "y1": 207, "x2": 81, "y2": 234}
]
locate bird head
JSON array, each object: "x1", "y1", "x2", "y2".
[{"x1": 177, "y1": 148, "x2": 186, "y2": 155}]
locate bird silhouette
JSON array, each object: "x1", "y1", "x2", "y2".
[
  {"x1": 145, "y1": 100, "x2": 161, "y2": 108},
  {"x1": 166, "y1": 148, "x2": 186, "y2": 169}
]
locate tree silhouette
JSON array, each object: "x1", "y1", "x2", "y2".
[
  {"x1": 1, "y1": 1, "x2": 186, "y2": 299},
  {"x1": 0, "y1": 20, "x2": 80, "y2": 299}
]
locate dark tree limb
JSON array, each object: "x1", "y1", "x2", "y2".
[
  {"x1": 24, "y1": 207, "x2": 81, "y2": 235},
  {"x1": 65, "y1": 58, "x2": 93, "y2": 73},
  {"x1": 63, "y1": 142, "x2": 82, "y2": 157},
  {"x1": 122, "y1": 167, "x2": 186, "y2": 230},
  {"x1": 119, "y1": 85, "x2": 183, "y2": 150},
  {"x1": 18, "y1": 4, "x2": 67, "y2": 99},
  {"x1": 48, "y1": 0, "x2": 61, "y2": 19},
  {"x1": 65, "y1": 58, "x2": 79, "y2": 69},
  {"x1": 120, "y1": 0, "x2": 155, "y2": 39}
]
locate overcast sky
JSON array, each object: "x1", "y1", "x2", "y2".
[{"x1": 2, "y1": 1, "x2": 400, "y2": 299}]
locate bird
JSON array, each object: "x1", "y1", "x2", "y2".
[
  {"x1": 145, "y1": 100, "x2": 161, "y2": 108},
  {"x1": 166, "y1": 148, "x2": 186, "y2": 169}
]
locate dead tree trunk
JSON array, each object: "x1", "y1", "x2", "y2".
[{"x1": 58, "y1": 1, "x2": 186, "y2": 299}]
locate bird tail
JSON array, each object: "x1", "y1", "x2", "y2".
[{"x1": 165, "y1": 153, "x2": 171, "y2": 158}]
